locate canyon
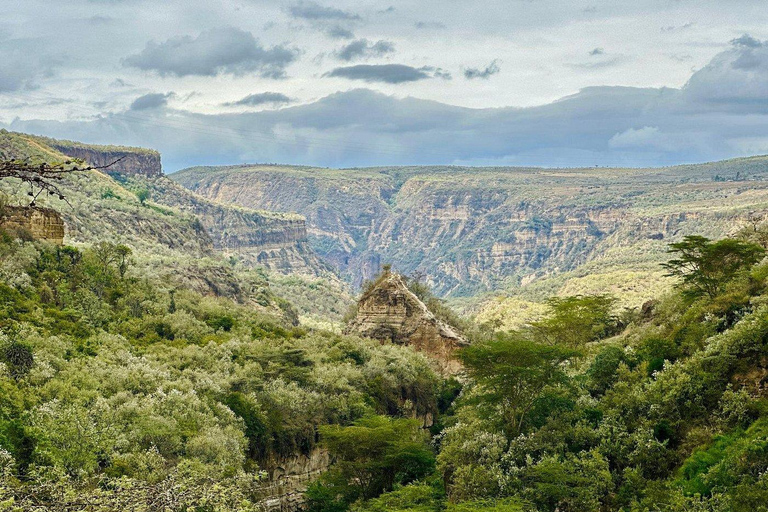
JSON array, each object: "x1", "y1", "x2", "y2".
[{"x1": 172, "y1": 158, "x2": 768, "y2": 300}]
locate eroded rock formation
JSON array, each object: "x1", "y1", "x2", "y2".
[
  {"x1": 256, "y1": 449, "x2": 331, "y2": 512},
  {"x1": 50, "y1": 142, "x2": 163, "y2": 178},
  {"x1": 0, "y1": 206, "x2": 65, "y2": 244},
  {"x1": 345, "y1": 270, "x2": 468, "y2": 374}
]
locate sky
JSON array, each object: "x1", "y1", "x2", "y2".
[{"x1": 2, "y1": 0, "x2": 768, "y2": 171}]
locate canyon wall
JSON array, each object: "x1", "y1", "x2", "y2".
[
  {"x1": 49, "y1": 142, "x2": 163, "y2": 178},
  {"x1": 255, "y1": 449, "x2": 331, "y2": 512},
  {"x1": 173, "y1": 161, "x2": 768, "y2": 296},
  {"x1": 47, "y1": 141, "x2": 327, "y2": 276}
]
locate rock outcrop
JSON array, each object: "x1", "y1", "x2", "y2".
[
  {"x1": 255, "y1": 449, "x2": 331, "y2": 512},
  {"x1": 32, "y1": 135, "x2": 329, "y2": 276},
  {"x1": 142, "y1": 176, "x2": 330, "y2": 276},
  {"x1": 0, "y1": 206, "x2": 65, "y2": 244},
  {"x1": 346, "y1": 271, "x2": 468, "y2": 374},
  {"x1": 49, "y1": 141, "x2": 163, "y2": 178}
]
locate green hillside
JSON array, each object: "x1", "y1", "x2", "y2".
[
  {"x1": 0, "y1": 131, "x2": 352, "y2": 326},
  {"x1": 4, "y1": 132, "x2": 768, "y2": 512}
]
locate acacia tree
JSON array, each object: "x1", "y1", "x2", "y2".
[
  {"x1": 662, "y1": 235, "x2": 765, "y2": 298},
  {"x1": 530, "y1": 294, "x2": 618, "y2": 347},
  {"x1": 459, "y1": 333, "x2": 576, "y2": 439}
]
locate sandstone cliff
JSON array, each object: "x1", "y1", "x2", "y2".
[
  {"x1": 346, "y1": 271, "x2": 468, "y2": 374},
  {"x1": 46, "y1": 139, "x2": 163, "y2": 178},
  {"x1": 255, "y1": 448, "x2": 331, "y2": 512},
  {"x1": 0, "y1": 206, "x2": 65, "y2": 244},
  {"x1": 135, "y1": 175, "x2": 330, "y2": 276},
  {"x1": 173, "y1": 161, "x2": 768, "y2": 299}
]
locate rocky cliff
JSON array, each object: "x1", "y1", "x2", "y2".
[
  {"x1": 0, "y1": 206, "x2": 65, "y2": 244},
  {"x1": 346, "y1": 271, "x2": 468, "y2": 374},
  {"x1": 255, "y1": 448, "x2": 331, "y2": 512},
  {"x1": 46, "y1": 139, "x2": 163, "y2": 178},
  {"x1": 33, "y1": 136, "x2": 328, "y2": 276},
  {"x1": 173, "y1": 160, "x2": 768, "y2": 298},
  {"x1": 135, "y1": 175, "x2": 329, "y2": 276}
]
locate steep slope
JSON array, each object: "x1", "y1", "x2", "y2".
[
  {"x1": 25, "y1": 135, "x2": 328, "y2": 276},
  {"x1": 172, "y1": 158, "x2": 768, "y2": 301},
  {"x1": 0, "y1": 131, "x2": 348, "y2": 322}
]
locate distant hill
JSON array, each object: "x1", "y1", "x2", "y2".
[{"x1": 172, "y1": 157, "x2": 768, "y2": 309}]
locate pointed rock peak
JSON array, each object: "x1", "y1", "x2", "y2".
[{"x1": 346, "y1": 271, "x2": 468, "y2": 374}]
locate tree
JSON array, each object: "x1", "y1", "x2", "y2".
[
  {"x1": 0, "y1": 156, "x2": 121, "y2": 206},
  {"x1": 136, "y1": 188, "x2": 149, "y2": 205},
  {"x1": 458, "y1": 333, "x2": 576, "y2": 439},
  {"x1": 662, "y1": 236, "x2": 765, "y2": 298},
  {"x1": 307, "y1": 416, "x2": 435, "y2": 510},
  {"x1": 530, "y1": 295, "x2": 618, "y2": 347}
]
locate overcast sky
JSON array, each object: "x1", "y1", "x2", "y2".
[{"x1": 2, "y1": 0, "x2": 768, "y2": 171}]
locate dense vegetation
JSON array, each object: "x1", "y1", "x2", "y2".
[
  {"x1": 305, "y1": 232, "x2": 768, "y2": 512},
  {"x1": 0, "y1": 234, "x2": 439, "y2": 510},
  {"x1": 3, "y1": 130, "x2": 768, "y2": 511}
]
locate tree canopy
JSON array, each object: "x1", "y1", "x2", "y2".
[{"x1": 662, "y1": 235, "x2": 765, "y2": 298}]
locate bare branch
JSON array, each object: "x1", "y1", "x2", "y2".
[{"x1": 0, "y1": 157, "x2": 125, "y2": 207}]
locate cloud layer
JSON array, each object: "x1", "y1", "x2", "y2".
[
  {"x1": 464, "y1": 60, "x2": 500, "y2": 79},
  {"x1": 224, "y1": 92, "x2": 293, "y2": 107},
  {"x1": 5, "y1": 36, "x2": 768, "y2": 170},
  {"x1": 334, "y1": 39, "x2": 395, "y2": 61},
  {"x1": 124, "y1": 27, "x2": 298, "y2": 78}
]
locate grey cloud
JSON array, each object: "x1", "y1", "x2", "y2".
[
  {"x1": 130, "y1": 92, "x2": 172, "y2": 110},
  {"x1": 11, "y1": 39, "x2": 768, "y2": 171},
  {"x1": 731, "y1": 34, "x2": 763, "y2": 48},
  {"x1": 124, "y1": 27, "x2": 298, "y2": 78},
  {"x1": 684, "y1": 34, "x2": 768, "y2": 106},
  {"x1": 288, "y1": 1, "x2": 360, "y2": 21},
  {"x1": 326, "y1": 25, "x2": 355, "y2": 39},
  {"x1": 224, "y1": 92, "x2": 293, "y2": 106},
  {"x1": 661, "y1": 22, "x2": 694, "y2": 33},
  {"x1": 324, "y1": 64, "x2": 445, "y2": 83},
  {"x1": 0, "y1": 57, "x2": 56, "y2": 93},
  {"x1": 335, "y1": 39, "x2": 395, "y2": 61},
  {"x1": 464, "y1": 60, "x2": 500, "y2": 79}
]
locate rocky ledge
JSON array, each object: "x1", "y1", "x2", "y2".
[{"x1": 50, "y1": 142, "x2": 163, "y2": 178}]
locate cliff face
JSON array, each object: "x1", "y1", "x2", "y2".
[
  {"x1": 141, "y1": 176, "x2": 329, "y2": 276},
  {"x1": 256, "y1": 449, "x2": 331, "y2": 512},
  {"x1": 49, "y1": 142, "x2": 163, "y2": 178},
  {"x1": 173, "y1": 161, "x2": 768, "y2": 297},
  {"x1": 346, "y1": 271, "x2": 468, "y2": 374},
  {"x1": 40, "y1": 137, "x2": 327, "y2": 276},
  {"x1": 0, "y1": 206, "x2": 65, "y2": 244}
]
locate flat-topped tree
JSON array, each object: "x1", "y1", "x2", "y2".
[{"x1": 0, "y1": 155, "x2": 121, "y2": 207}]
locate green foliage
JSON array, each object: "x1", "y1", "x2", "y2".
[
  {"x1": 0, "y1": 237, "x2": 441, "y2": 509},
  {"x1": 663, "y1": 235, "x2": 765, "y2": 299},
  {"x1": 458, "y1": 333, "x2": 576, "y2": 438},
  {"x1": 308, "y1": 416, "x2": 435, "y2": 510},
  {"x1": 531, "y1": 294, "x2": 618, "y2": 347},
  {"x1": 135, "y1": 188, "x2": 149, "y2": 205}
]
